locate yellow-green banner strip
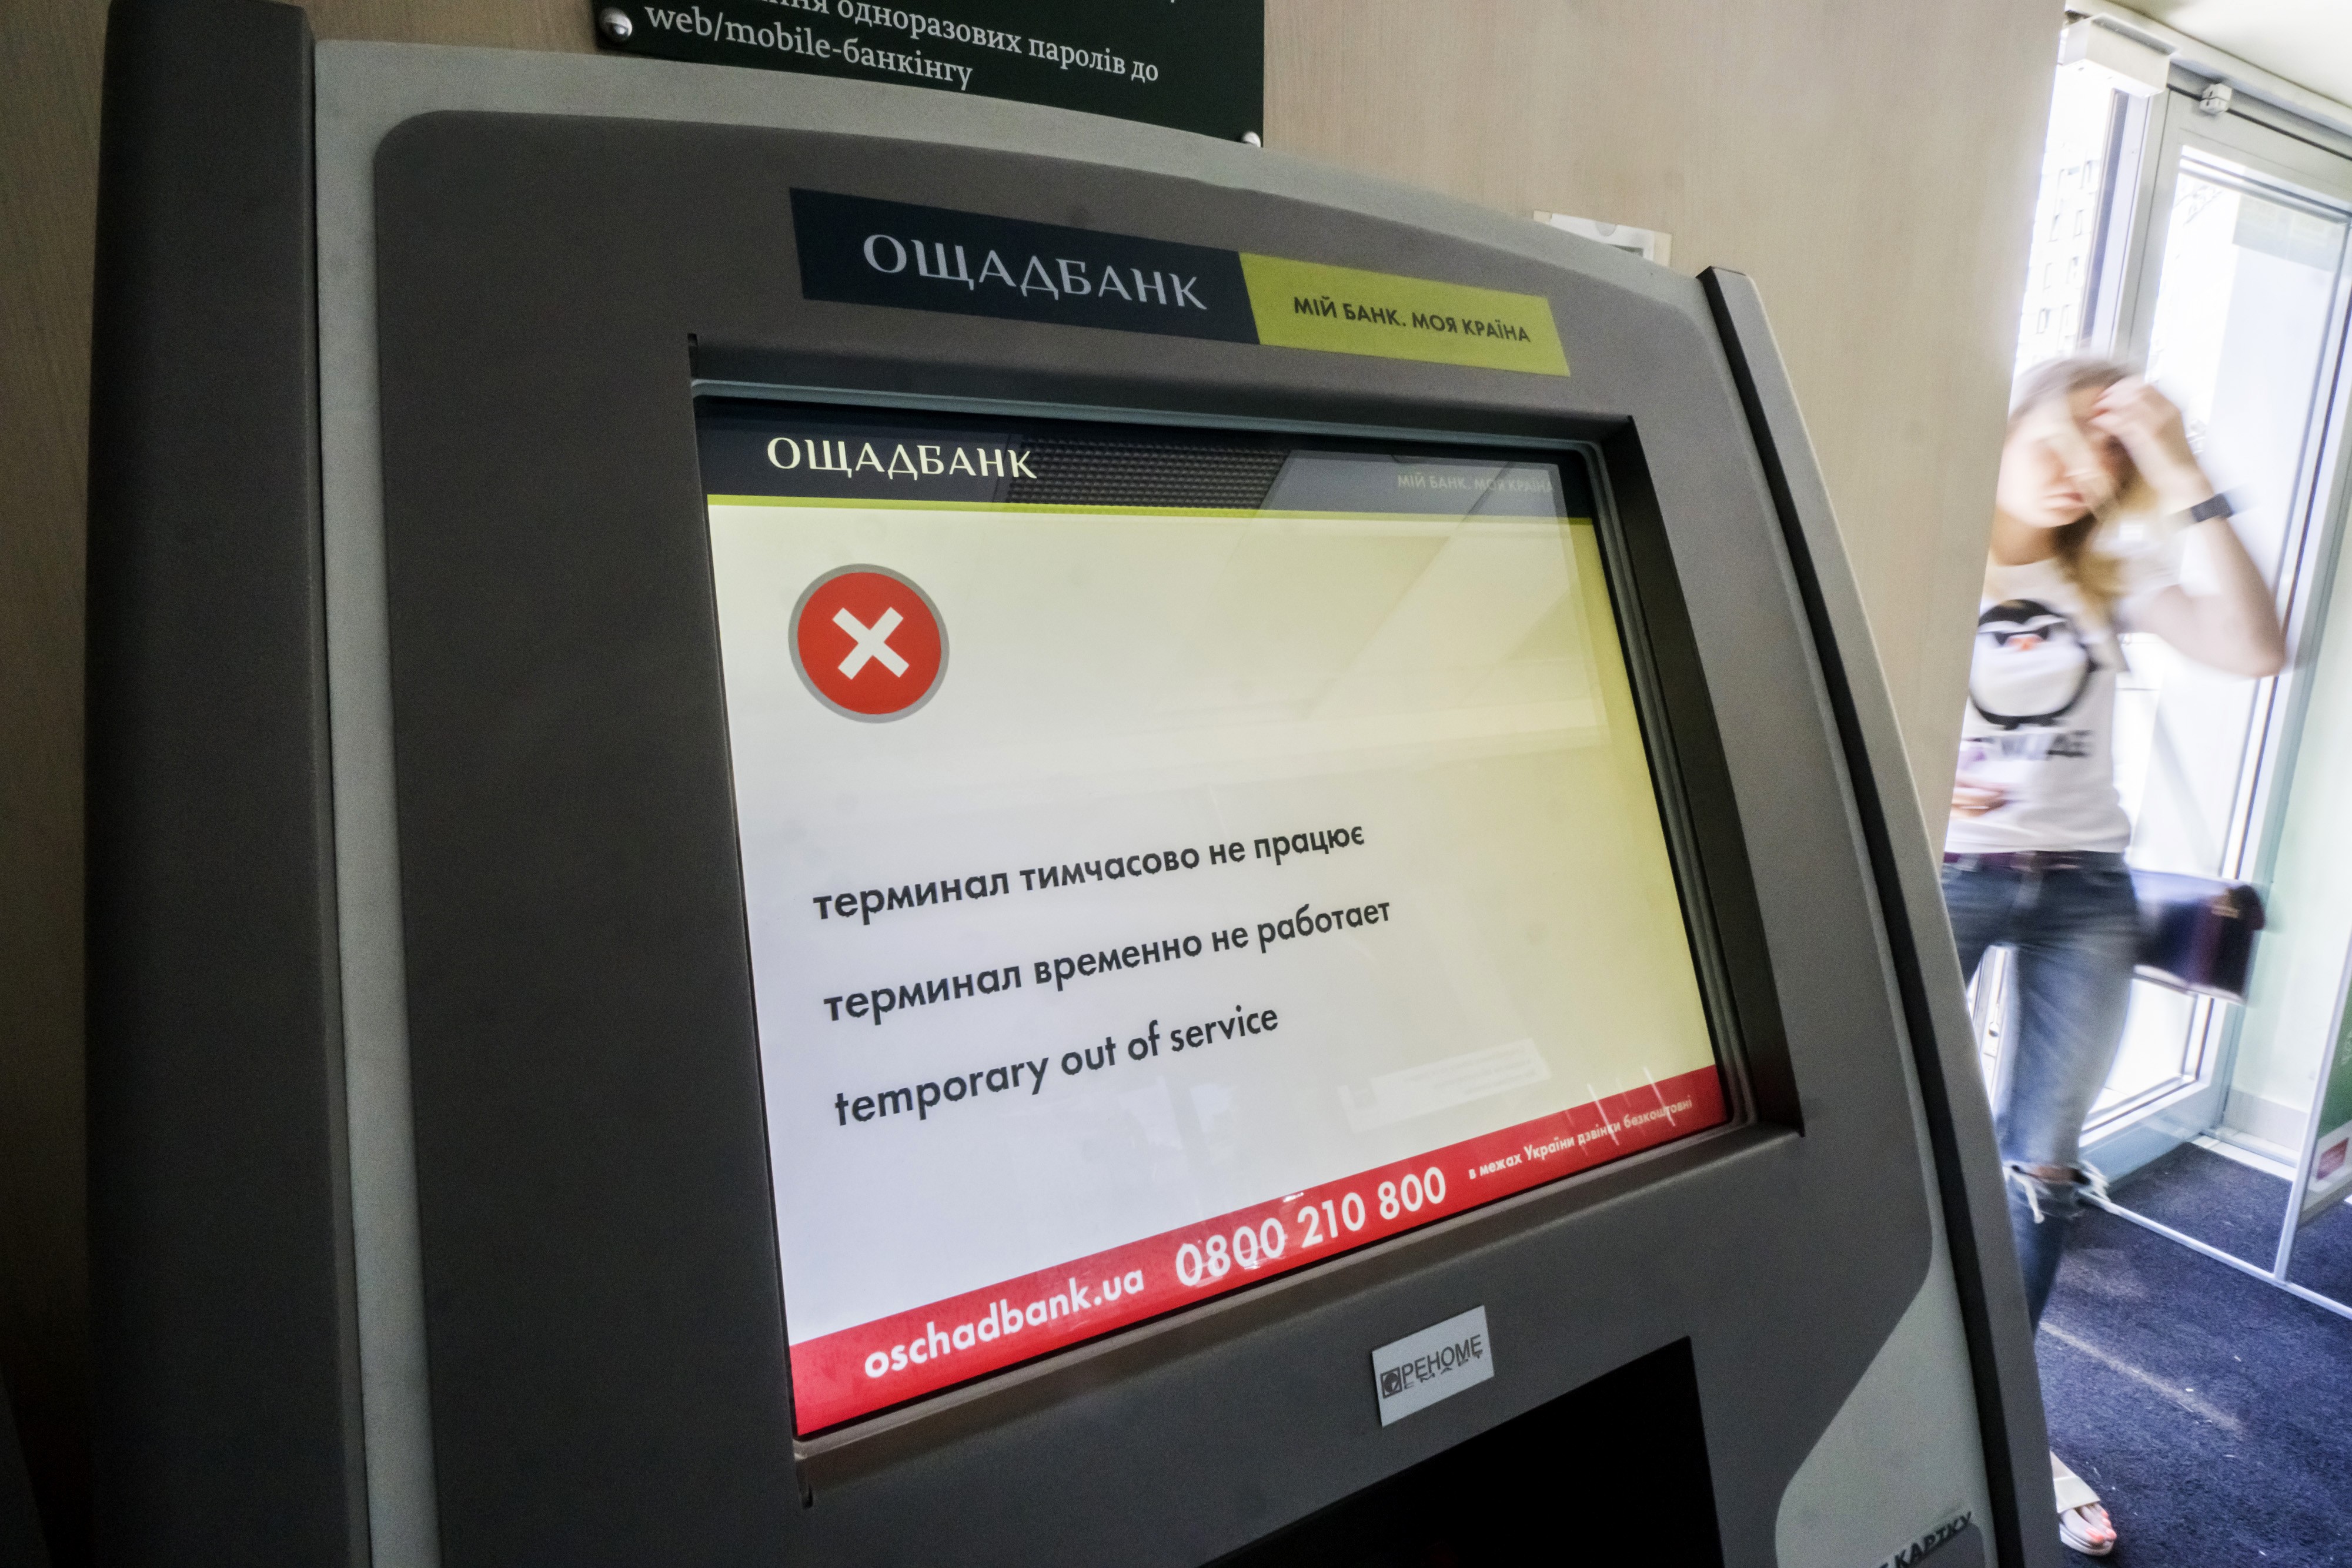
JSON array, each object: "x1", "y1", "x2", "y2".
[
  {"x1": 1240, "y1": 255, "x2": 1569, "y2": 377},
  {"x1": 707, "y1": 493, "x2": 1595, "y2": 524}
]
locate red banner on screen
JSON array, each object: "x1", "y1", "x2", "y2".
[{"x1": 787, "y1": 1064, "x2": 1727, "y2": 1432}]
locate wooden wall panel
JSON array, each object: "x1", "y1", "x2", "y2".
[
  {"x1": 300, "y1": 0, "x2": 588, "y2": 49},
  {"x1": 0, "y1": 0, "x2": 105, "y2": 1556},
  {"x1": 0, "y1": 2, "x2": 2049, "y2": 1559}
]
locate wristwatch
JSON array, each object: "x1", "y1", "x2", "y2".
[{"x1": 2187, "y1": 492, "x2": 2234, "y2": 523}]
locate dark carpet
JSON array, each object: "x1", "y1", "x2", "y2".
[
  {"x1": 2036, "y1": 1144, "x2": 2352, "y2": 1564},
  {"x1": 2101, "y1": 1141, "x2": 2290, "y2": 1265}
]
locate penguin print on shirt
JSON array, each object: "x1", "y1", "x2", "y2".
[
  {"x1": 1946, "y1": 552, "x2": 2166, "y2": 854},
  {"x1": 1967, "y1": 599, "x2": 2097, "y2": 731}
]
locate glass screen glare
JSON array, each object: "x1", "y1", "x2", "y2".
[{"x1": 697, "y1": 403, "x2": 1728, "y2": 1432}]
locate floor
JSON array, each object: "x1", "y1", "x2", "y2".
[{"x1": 2039, "y1": 1144, "x2": 2352, "y2": 1564}]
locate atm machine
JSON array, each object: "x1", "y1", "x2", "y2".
[{"x1": 84, "y1": 1, "x2": 2060, "y2": 1563}]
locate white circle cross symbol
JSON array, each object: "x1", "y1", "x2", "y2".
[
  {"x1": 833, "y1": 606, "x2": 910, "y2": 680},
  {"x1": 789, "y1": 564, "x2": 948, "y2": 721}
]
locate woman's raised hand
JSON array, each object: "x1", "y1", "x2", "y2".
[
  {"x1": 2088, "y1": 377, "x2": 2213, "y2": 511},
  {"x1": 2094, "y1": 376, "x2": 2287, "y2": 677}
]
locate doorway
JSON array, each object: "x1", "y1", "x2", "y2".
[{"x1": 1992, "y1": 62, "x2": 2352, "y2": 1306}]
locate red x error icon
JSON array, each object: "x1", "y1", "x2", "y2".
[{"x1": 789, "y1": 565, "x2": 947, "y2": 721}]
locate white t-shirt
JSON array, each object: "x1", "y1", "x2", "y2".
[{"x1": 1945, "y1": 549, "x2": 2174, "y2": 855}]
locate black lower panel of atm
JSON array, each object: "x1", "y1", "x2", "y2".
[{"x1": 1217, "y1": 1340, "x2": 1720, "y2": 1568}]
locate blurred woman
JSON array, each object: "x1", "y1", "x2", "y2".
[{"x1": 1943, "y1": 357, "x2": 2284, "y2": 1557}]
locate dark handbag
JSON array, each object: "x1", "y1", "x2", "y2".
[{"x1": 2132, "y1": 870, "x2": 2267, "y2": 1003}]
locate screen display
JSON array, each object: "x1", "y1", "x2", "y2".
[{"x1": 697, "y1": 402, "x2": 1729, "y2": 1432}]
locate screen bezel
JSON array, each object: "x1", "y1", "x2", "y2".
[{"x1": 687, "y1": 380, "x2": 1788, "y2": 1460}]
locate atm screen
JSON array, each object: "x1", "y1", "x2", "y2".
[{"x1": 696, "y1": 400, "x2": 1731, "y2": 1432}]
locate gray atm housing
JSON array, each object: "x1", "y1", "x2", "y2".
[{"x1": 84, "y1": 2, "x2": 2060, "y2": 1564}]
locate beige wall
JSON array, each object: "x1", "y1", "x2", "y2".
[
  {"x1": 0, "y1": 0, "x2": 2049, "y2": 1554},
  {"x1": 1267, "y1": 0, "x2": 2053, "y2": 819}
]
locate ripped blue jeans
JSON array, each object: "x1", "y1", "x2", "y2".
[{"x1": 1942, "y1": 853, "x2": 2139, "y2": 1329}]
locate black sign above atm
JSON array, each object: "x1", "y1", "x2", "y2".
[
  {"x1": 795, "y1": 189, "x2": 1258, "y2": 341},
  {"x1": 592, "y1": 0, "x2": 1265, "y2": 142},
  {"x1": 793, "y1": 189, "x2": 1572, "y2": 375}
]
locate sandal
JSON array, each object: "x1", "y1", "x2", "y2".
[{"x1": 2052, "y1": 1451, "x2": 2115, "y2": 1556}]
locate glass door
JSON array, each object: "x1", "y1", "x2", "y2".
[
  {"x1": 2089, "y1": 99, "x2": 2352, "y2": 1179},
  {"x1": 1994, "y1": 85, "x2": 2352, "y2": 1201}
]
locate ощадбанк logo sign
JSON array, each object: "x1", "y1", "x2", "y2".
[{"x1": 790, "y1": 564, "x2": 947, "y2": 721}]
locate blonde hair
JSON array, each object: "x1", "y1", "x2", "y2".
[{"x1": 2003, "y1": 356, "x2": 2153, "y2": 618}]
